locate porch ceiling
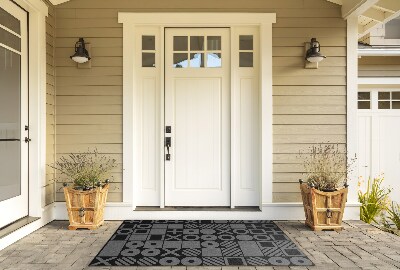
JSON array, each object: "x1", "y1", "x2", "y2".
[{"x1": 326, "y1": 0, "x2": 400, "y2": 39}]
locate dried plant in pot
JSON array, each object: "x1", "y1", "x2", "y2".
[
  {"x1": 50, "y1": 149, "x2": 117, "y2": 230},
  {"x1": 298, "y1": 144, "x2": 355, "y2": 231}
]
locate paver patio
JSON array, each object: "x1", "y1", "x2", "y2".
[{"x1": 0, "y1": 220, "x2": 399, "y2": 270}]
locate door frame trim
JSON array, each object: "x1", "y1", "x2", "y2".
[
  {"x1": 12, "y1": 0, "x2": 48, "y2": 218},
  {"x1": 119, "y1": 13, "x2": 276, "y2": 209}
]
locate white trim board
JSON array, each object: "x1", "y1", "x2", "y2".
[
  {"x1": 118, "y1": 13, "x2": 276, "y2": 25},
  {"x1": 53, "y1": 202, "x2": 361, "y2": 220},
  {"x1": 119, "y1": 13, "x2": 276, "y2": 210},
  {"x1": 347, "y1": 16, "x2": 359, "y2": 204},
  {"x1": 358, "y1": 48, "x2": 400, "y2": 56},
  {"x1": 359, "y1": 77, "x2": 400, "y2": 85}
]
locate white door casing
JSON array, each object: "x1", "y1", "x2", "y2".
[
  {"x1": 164, "y1": 28, "x2": 230, "y2": 206},
  {"x1": 119, "y1": 13, "x2": 275, "y2": 210},
  {"x1": 0, "y1": 0, "x2": 29, "y2": 228}
]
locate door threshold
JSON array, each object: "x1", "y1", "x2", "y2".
[
  {"x1": 135, "y1": 206, "x2": 261, "y2": 212},
  {"x1": 0, "y1": 216, "x2": 40, "y2": 240}
]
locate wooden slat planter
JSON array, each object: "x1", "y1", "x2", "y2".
[
  {"x1": 300, "y1": 183, "x2": 348, "y2": 231},
  {"x1": 63, "y1": 184, "x2": 109, "y2": 230}
]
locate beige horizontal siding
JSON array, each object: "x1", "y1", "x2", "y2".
[
  {"x1": 359, "y1": 56, "x2": 400, "y2": 77},
  {"x1": 55, "y1": 0, "x2": 346, "y2": 203}
]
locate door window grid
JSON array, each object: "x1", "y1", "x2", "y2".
[
  {"x1": 358, "y1": 90, "x2": 400, "y2": 110},
  {"x1": 173, "y1": 35, "x2": 222, "y2": 68},
  {"x1": 378, "y1": 91, "x2": 400, "y2": 110},
  {"x1": 239, "y1": 35, "x2": 253, "y2": 67},
  {"x1": 142, "y1": 35, "x2": 156, "y2": 67}
]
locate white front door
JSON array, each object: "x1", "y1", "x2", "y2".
[
  {"x1": 0, "y1": 0, "x2": 29, "y2": 228},
  {"x1": 164, "y1": 28, "x2": 230, "y2": 206},
  {"x1": 358, "y1": 90, "x2": 400, "y2": 203}
]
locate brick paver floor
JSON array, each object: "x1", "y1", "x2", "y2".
[{"x1": 0, "y1": 220, "x2": 399, "y2": 270}]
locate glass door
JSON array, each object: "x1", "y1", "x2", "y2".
[{"x1": 0, "y1": 0, "x2": 28, "y2": 229}]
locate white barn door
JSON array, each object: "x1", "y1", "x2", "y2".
[
  {"x1": 358, "y1": 89, "x2": 400, "y2": 203},
  {"x1": 164, "y1": 28, "x2": 230, "y2": 206}
]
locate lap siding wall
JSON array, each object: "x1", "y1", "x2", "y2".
[{"x1": 52, "y1": 0, "x2": 347, "y2": 203}]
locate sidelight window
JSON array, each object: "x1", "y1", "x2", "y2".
[{"x1": 142, "y1": 35, "x2": 156, "y2": 67}]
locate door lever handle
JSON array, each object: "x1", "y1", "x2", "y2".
[{"x1": 165, "y1": 137, "x2": 171, "y2": 161}]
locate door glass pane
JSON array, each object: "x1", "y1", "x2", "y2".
[
  {"x1": 358, "y1": 101, "x2": 370, "y2": 109},
  {"x1": 378, "y1": 92, "x2": 390, "y2": 100},
  {"x1": 190, "y1": 36, "x2": 204, "y2": 51},
  {"x1": 207, "y1": 53, "x2": 221, "y2": 68},
  {"x1": 239, "y1": 35, "x2": 253, "y2": 50},
  {"x1": 173, "y1": 53, "x2": 188, "y2": 68},
  {"x1": 0, "y1": 7, "x2": 20, "y2": 34},
  {"x1": 358, "y1": 92, "x2": 370, "y2": 100},
  {"x1": 392, "y1": 101, "x2": 400, "y2": 109},
  {"x1": 378, "y1": 101, "x2": 390, "y2": 109},
  {"x1": 207, "y1": 36, "x2": 221, "y2": 50},
  {"x1": 142, "y1": 35, "x2": 155, "y2": 50},
  {"x1": 0, "y1": 47, "x2": 21, "y2": 202},
  {"x1": 173, "y1": 36, "x2": 188, "y2": 51},
  {"x1": 189, "y1": 53, "x2": 204, "y2": 68},
  {"x1": 239, "y1": 52, "x2": 253, "y2": 67},
  {"x1": 0, "y1": 27, "x2": 21, "y2": 51},
  {"x1": 142, "y1": 53, "x2": 155, "y2": 67},
  {"x1": 392, "y1": 92, "x2": 400, "y2": 100}
]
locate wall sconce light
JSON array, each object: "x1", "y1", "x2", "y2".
[
  {"x1": 305, "y1": 38, "x2": 326, "y2": 69},
  {"x1": 70, "y1": 38, "x2": 91, "y2": 64}
]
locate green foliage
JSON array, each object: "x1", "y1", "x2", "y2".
[
  {"x1": 50, "y1": 148, "x2": 117, "y2": 189},
  {"x1": 299, "y1": 144, "x2": 356, "y2": 191},
  {"x1": 382, "y1": 201, "x2": 400, "y2": 230},
  {"x1": 358, "y1": 176, "x2": 391, "y2": 224}
]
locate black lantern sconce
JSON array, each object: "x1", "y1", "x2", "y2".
[
  {"x1": 305, "y1": 38, "x2": 326, "y2": 69},
  {"x1": 70, "y1": 38, "x2": 91, "y2": 64}
]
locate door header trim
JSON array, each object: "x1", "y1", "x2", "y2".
[{"x1": 119, "y1": 13, "x2": 276, "y2": 25}]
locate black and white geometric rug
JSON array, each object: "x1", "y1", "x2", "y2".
[{"x1": 90, "y1": 220, "x2": 313, "y2": 267}]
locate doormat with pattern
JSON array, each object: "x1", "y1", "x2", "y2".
[{"x1": 90, "y1": 220, "x2": 313, "y2": 267}]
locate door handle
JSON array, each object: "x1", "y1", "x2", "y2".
[
  {"x1": 24, "y1": 137, "x2": 31, "y2": 143},
  {"x1": 165, "y1": 137, "x2": 171, "y2": 161}
]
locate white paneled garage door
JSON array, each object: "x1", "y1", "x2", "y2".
[{"x1": 358, "y1": 89, "x2": 400, "y2": 203}]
